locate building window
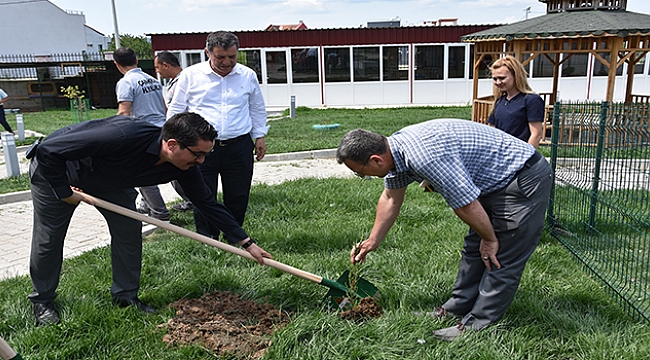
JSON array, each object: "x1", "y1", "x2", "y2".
[
  {"x1": 383, "y1": 46, "x2": 409, "y2": 81},
  {"x1": 186, "y1": 52, "x2": 202, "y2": 67},
  {"x1": 561, "y1": 53, "x2": 588, "y2": 77},
  {"x1": 532, "y1": 54, "x2": 554, "y2": 78},
  {"x1": 593, "y1": 53, "x2": 623, "y2": 76},
  {"x1": 353, "y1": 47, "x2": 380, "y2": 82},
  {"x1": 291, "y1": 48, "x2": 319, "y2": 83},
  {"x1": 415, "y1": 45, "x2": 443, "y2": 80},
  {"x1": 238, "y1": 50, "x2": 262, "y2": 83},
  {"x1": 265, "y1": 51, "x2": 287, "y2": 84},
  {"x1": 324, "y1": 47, "x2": 350, "y2": 82},
  {"x1": 448, "y1": 46, "x2": 466, "y2": 79}
]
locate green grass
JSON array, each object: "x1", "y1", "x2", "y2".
[
  {"x1": 266, "y1": 106, "x2": 471, "y2": 153},
  {"x1": 4, "y1": 108, "x2": 116, "y2": 136},
  {"x1": 2, "y1": 178, "x2": 649, "y2": 359}
]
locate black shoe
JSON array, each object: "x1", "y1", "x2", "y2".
[
  {"x1": 34, "y1": 302, "x2": 60, "y2": 326},
  {"x1": 112, "y1": 296, "x2": 157, "y2": 314}
]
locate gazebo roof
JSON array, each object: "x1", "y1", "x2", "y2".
[{"x1": 462, "y1": 10, "x2": 650, "y2": 42}]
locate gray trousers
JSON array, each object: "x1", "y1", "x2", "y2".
[
  {"x1": 442, "y1": 155, "x2": 553, "y2": 330},
  {"x1": 138, "y1": 185, "x2": 170, "y2": 217},
  {"x1": 28, "y1": 159, "x2": 143, "y2": 304}
]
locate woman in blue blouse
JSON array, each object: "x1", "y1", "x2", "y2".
[{"x1": 488, "y1": 56, "x2": 545, "y2": 148}]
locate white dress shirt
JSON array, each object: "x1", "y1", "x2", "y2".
[{"x1": 166, "y1": 61, "x2": 269, "y2": 140}]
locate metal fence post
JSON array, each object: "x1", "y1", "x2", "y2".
[
  {"x1": 547, "y1": 101, "x2": 562, "y2": 226},
  {"x1": 15, "y1": 112, "x2": 24, "y2": 142},
  {"x1": 587, "y1": 101, "x2": 609, "y2": 233},
  {"x1": 290, "y1": 95, "x2": 296, "y2": 119},
  {"x1": 1, "y1": 132, "x2": 20, "y2": 177}
]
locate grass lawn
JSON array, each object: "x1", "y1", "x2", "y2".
[{"x1": 1, "y1": 178, "x2": 648, "y2": 359}]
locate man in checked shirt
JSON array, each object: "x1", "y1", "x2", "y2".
[{"x1": 336, "y1": 118, "x2": 552, "y2": 341}]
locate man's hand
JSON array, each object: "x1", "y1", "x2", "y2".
[
  {"x1": 63, "y1": 187, "x2": 88, "y2": 205},
  {"x1": 254, "y1": 137, "x2": 266, "y2": 161},
  {"x1": 479, "y1": 238, "x2": 501, "y2": 271},
  {"x1": 238, "y1": 238, "x2": 272, "y2": 265},
  {"x1": 350, "y1": 239, "x2": 379, "y2": 264}
]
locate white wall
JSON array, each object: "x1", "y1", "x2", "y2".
[
  {"x1": 85, "y1": 26, "x2": 110, "y2": 53},
  {"x1": 0, "y1": 0, "x2": 102, "y2": 55}
]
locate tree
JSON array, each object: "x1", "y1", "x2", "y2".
[{"x1": 108, "y1": 34, "x2": 153, "y2": 59}]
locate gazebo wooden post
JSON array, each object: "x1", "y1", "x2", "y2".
[
  {"x1": 550, "y1": 52, "x2": 561, "y2": 104},
  {"x1": 605, "y1": 37, "x2": 623, "y2": 103}
]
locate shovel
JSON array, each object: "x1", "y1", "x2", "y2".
[
  {"x1": 74, "y1": 191, "x2": 379, "y2": 309},
  {"x1": 0, "y1": 336, "x2": 23, "y2": 360}
]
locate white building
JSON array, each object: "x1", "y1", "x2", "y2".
[{"x1": 0, "y1": 0, "x2": 109, "y2": 55}]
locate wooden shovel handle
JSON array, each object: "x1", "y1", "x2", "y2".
[
  {"x1": 73, "y1": 191, "x2": 324, "y2": 285},
  {"x1": 0, "y1": 336, "x2": 18, "y2": 360}
]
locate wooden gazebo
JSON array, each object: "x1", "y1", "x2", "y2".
[{"x1": 463, "y1": 0, "x2": 650, "y2": 126}]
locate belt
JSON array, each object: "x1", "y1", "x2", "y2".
[
  {"x1": 519, "y1": 151, "x2": 543, "y2": 173},
  {"x1": 217, "y1": 133, "x2": 250, "y2": 147}
]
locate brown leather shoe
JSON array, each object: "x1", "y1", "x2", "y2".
[{"x1": 34, "y1": 302, "x2": 60, "y2": 326}]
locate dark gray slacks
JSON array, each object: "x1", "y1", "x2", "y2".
[
  {"x1": 138, "y1": 185, "x2": 170, "y2": 217},
  {"x1": 28, "y1": 159, "x2": 143, "y2": 304},
  {"x1": 442, "y1": 156, "x2": 553, "y2": 330}
]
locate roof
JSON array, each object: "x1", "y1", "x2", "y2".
[
  {"x1": 264, "y1": 22, "x2": 308, "y2": 31},
  {"x1": 462, "y1": 10, "x2": 650, "y2": 42}
]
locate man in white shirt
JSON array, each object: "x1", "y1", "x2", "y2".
[{"x1": 167, "y1": 31, "x2": 269, "y2": 239}]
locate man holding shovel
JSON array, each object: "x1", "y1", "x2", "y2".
[
  {"x1": 336, "y1": 119, "x2": 552, "y2": 341},
  {"x1": 28, "y1": 112, "x2": 271, "y2": 326}
]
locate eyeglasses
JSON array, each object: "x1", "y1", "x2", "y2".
[
  {"x1": 354, "y1": 160, "x2": 369, "y2": 178},
  {"x1": 177, "y1": 139, "x2": 214, "y2": 159}
]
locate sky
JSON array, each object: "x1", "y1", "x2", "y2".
[{"x1": 48, "y1": 0, "x2": 650, "y2": 37}]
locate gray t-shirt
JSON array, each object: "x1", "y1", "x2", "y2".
[
  {"x1": 162, "y1": 74, "x2": 180, "y2": 107},
  {"x1": 115, "y1": 68, "x2": 166, "y2": 127}
]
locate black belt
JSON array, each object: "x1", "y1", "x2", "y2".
[
  {"x1": 519, "y1": 151, "x2": 543, "y2": 173},
  {"x1": 217, "y1": 133, "x2": 249, "y2": 147}
]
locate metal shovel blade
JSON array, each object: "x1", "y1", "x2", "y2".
[{"x1": 324, "y1": 270, "x2": 380, "y2": 310}]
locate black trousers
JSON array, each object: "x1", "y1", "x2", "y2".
[
  {"x1": 193, "y1": 135, "x2": 254, "y2": 239},
  {"x1": 0, "y1": 105, "x2": 13, "y2": 133},
  {"x1": 28, "y1": 159, "x2": 143, "y2": 304}
]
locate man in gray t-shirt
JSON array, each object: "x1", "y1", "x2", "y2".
[
  {"x1": 114, "y1": 47, "x2": 170, "y2": 221},
  {"x1": 154, "y1": 51, "x2": 193, "y2": 212}
]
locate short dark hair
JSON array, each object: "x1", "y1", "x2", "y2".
[
  {"x1": 162, "y1": 112, "x2": 217, "y2": 147},
  {"x1": 336, "y1": 129, "x2": 388, "y2": 164},
  {"x1": 113, "y1": 47, "x2": 137, "y2": 67},
  {"x1": 155, "y1": 51, "x2": 180, "y2": 68},
  {"x1": 206, "y1": 31, "x2": 239, "y2": 52}
]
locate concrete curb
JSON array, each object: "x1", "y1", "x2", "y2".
[{"x1": 0, "y1": 190, "x2": 32, "y2": 205}]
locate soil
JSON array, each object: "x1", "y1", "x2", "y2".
[
  {"x1": 159, "y1": 291, "x2": 382, "y2": 358},
  {"x1": 159, "y1": 291, "x2": 291, "y2": 359},
  {"x1": 340, "y1": 297, "x2": 383, "y2": 322}
]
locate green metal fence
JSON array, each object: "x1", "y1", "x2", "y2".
[{"x1": 547, "y1": 100, "x2": 650, "y2": 322}]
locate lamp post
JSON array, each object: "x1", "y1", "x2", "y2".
[{"x1": 111, "y1": 0, "x2": 121, "y2": 48}]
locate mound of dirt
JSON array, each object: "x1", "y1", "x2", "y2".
[
  {"x1": 159, "y1": 291, "x2": 291, "y2": 359},
  {"x1": 340, "y1": 297, "x2": 383, "y2": 322}
]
